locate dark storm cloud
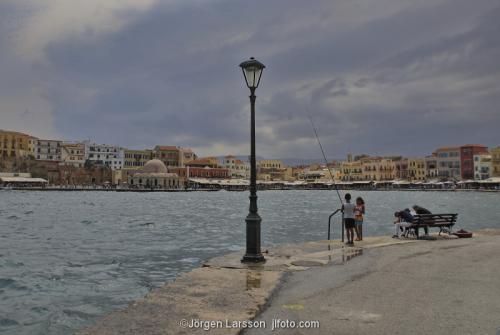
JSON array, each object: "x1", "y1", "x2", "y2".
[{"x1": 1, "y1": 0, "x2": 499, "y2": 157}]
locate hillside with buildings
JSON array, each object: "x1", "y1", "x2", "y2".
[{"x1": 1, "y1": 129, "x2": 499, "y2": 190}]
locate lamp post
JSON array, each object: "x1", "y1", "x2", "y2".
[{"x1": 239, "y1": 57, "x2": 266, "y2": 263}]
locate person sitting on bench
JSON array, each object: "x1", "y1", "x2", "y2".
[
  {"x1": 393, "y1": 209, "x2": 413, "y2": 238},
  {"x1": 412, "y1": 205, "x2": 431, "y2": 236}
]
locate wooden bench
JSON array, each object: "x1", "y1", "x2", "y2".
[{"x1": 406, "y1": 213, "x2": 458, "y2": 238}]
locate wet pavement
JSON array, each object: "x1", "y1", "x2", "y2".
[
  {"x1": 246, "y1": 230, "x2": 500, "y2": 335},
  {"x1": 76, "y1": 231, "x2": 499, "y2": 335}
]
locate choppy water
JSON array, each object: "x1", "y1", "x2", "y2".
[{"x1": 0, "y1": 190, "x2": 499, "y2": 334}]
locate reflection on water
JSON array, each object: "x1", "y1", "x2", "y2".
[
  {"x1": 325, "y1": 246, "x2": 364, "y2": 265},
  {"x1": 0, "y1": 190, "x2": 499, "y2": 334},
  {"x1": 341, "y1": 247, "x2": 364, "y2": 264}
]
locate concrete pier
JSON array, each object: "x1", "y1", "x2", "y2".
[{"x1": 76, "y1": 230, "x2": 500, "y2": 335}]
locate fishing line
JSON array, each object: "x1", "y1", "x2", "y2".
[{"x1": 306, "y1": 110, "x2": 343, "y2": 205}]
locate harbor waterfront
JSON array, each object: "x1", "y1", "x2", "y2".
[{"x1": 1, "y1": 190, "x2": 499, "y2": 334}]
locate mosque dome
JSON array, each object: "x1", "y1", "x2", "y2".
[{"x1": 142, "y1": 159, "x2": 168, "y2": 174}]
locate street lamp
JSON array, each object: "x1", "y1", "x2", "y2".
[{"x1": 239, "y1": 57, "x2": 266, "y2": 263}]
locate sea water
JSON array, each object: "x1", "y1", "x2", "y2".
[{"x1": 0, "y1": 190, "x2": 499, "y2": 334}]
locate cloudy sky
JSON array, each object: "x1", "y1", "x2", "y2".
[{"x1": 1, "y1": 0, "x2": 499, "y2": 159}]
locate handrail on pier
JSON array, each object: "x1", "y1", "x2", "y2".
[{"x1": 328, "y1": 209, "x2": 343, "y2": 241}]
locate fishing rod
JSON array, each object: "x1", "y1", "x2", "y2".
[{"x1": 307, "y1": 111, "x2": 343, "y2": 205}]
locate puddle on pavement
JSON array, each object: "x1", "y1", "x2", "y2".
[
  {"x1": 246, "y1": 271, "x2": 261, "y2": 290},
  {"x1": 328, "y1": 247, "x2": 364, "y2": 265},
  {"x1": 291, "y1": 260, "x2": 324, "y2": 267}
]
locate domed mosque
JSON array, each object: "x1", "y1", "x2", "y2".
[{"x1": 129, "y1": 159, "x2": 182, "y2": 189}]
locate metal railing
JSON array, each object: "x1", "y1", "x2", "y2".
[{"x1": 328, "y1": 208, "x2": 344, "y2": 242}]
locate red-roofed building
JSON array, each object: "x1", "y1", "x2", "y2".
[
  {"x1": 186, "y1": 157, "x2": 219, "y2": 168},
  {"x1": 460, "y1": 144, "x2": 488, "y2": 180}
]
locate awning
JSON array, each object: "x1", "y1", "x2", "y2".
[
  {"x1": 0, "y1": 177, "x2": 48, "y2": 183},
  {"x1": 457, "y1": 180, "x2": 476, "y2": 184},
  {"x1": 479, "y1": 178, "x2": 500, "y2": 183}
]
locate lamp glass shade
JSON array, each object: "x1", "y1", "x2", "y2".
[{"x1": 240, "y1": 58, "x2": 265, "y2": 89}]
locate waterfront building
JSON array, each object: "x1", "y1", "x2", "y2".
[
  {"x1": 61, "y1": 142, "x2": 85, "y2": 167},
  {"x1": 35, "y1": 139, "x2": 62, "y2": 161},
  {"x1": 84, "y1": 142, "x2": 124, "y2": 170},
  {"x1": 117, "y1": 149, "x2": 155, "y2": 185},
  {"x1": 425, "y1": 155, "x2": 439, "y2": 179},
  {"x1": 257, "y1": 160, "x2": 290, "y2": 181},
  {"x1": 123, "y1": 149, "x2": 154, "y2": 169},
  {"x1": 258, "y1": 160, "x2": 284, "y2": 169},
  {"x1": 170, "y1": 166, "x2": 229, "y2": 179},
  {"x1": 180, "y1": 148, "x2": 196, "y2": 166},
  {"x1": 407, "y1": 157, "x2": 427, "y2": 182},
  {"x1": 361, "y1": 157, "x2": 395, "y2": 181},
  {"x1": 393, "y1": 157, "x2": 408, "y2": 180},
  {"x1": 128, "y1": 159, "x2": 182, "y2": 189},
  {"x1": 169, "y1": 157, "x2": 229, "y2": 181},
  {"x1": 340, "y1": 159, "x2": 363, "y2": 181},
  {"x1": 435, "y1": 147, "x2": 461, "y2": 180},
  {"x1": 292, "y1": 166, "x2": 306, "y2": 180},
  {"x1": 28, "y1": 136, "x2": 37, "y2": 156},
  {"x1": 154, "y1": 146, "x2": 179, "y2": 167},
  {"x1": 460, "y1": 144, "x2": 488, "y2": 180},
  {"x1": 222, "y1": 155, "x2": 236, "y2": 168},
  {"x1": 0, "y1": 130, "x2": 34, "y2": 159},
  {"x1": 154, "y1": 146, "x2": 196, "y2": 167},
  {"x1": 235, "y1": 159, "x2": 250, "y2": 179},
  {"x1": 222, "y1": 155, "x2": 250, "y2": 179},
  {"x1": 258, "y1": 166, "x2": 294, "y2": 181},
  {"x1": 186, "y1": 157, "x2": 220, "y2": 168},
  {"x1": 491, "y1": 146, "x2": 500, "y2": 177},
  {"x1": 473, "y1": 154, "x2": 491, "y2": 180},
  {"x1": 298, "y1": 169, "x2": 324, "y2": 182}
]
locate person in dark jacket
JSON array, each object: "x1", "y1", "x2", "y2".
[
  {"x1": 412, "y1": 205, "x2": 431, "y2": 235},
  {"x1": 400, "y1": 208, "x2": 414, "y2": 222},
  {"x1": 413, "y1": 205, "x2": 431, "y2": 215}
]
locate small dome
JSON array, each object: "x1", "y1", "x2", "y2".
[{"x1": 142, "y1": 159, "x2": 168, "y2": 174}]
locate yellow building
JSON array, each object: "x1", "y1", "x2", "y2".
[
  {"x1": 0, "y1": 130, "x2": 33, "y2": 159},
  {"x1": 118, "y1": 149, "x2": 155, "y2": 185},
  {"x1": 407, "y1": 157, "x2": 427, "y2": 181},
  {"x1": 361, "y1": 157, "x2": 396, "y2": 181},
  {"x1": 28, "y1": 136, "x2": 37, "y2": 156},
  {"x1": 340, "y1": 160, "x2": 363, "y2": 181},
  {"x1": 257, "y1": 160, "x2": 289, "y2": 181},
  {"x1": 124, "y1": 149, "x2": 154, "y2": 170},
  {"x1": 258, "y1": 160, "x2": 285, "y2": 169},
  {"x1": 491, "y1": 146, "x2": 500, "y2": 177}
]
